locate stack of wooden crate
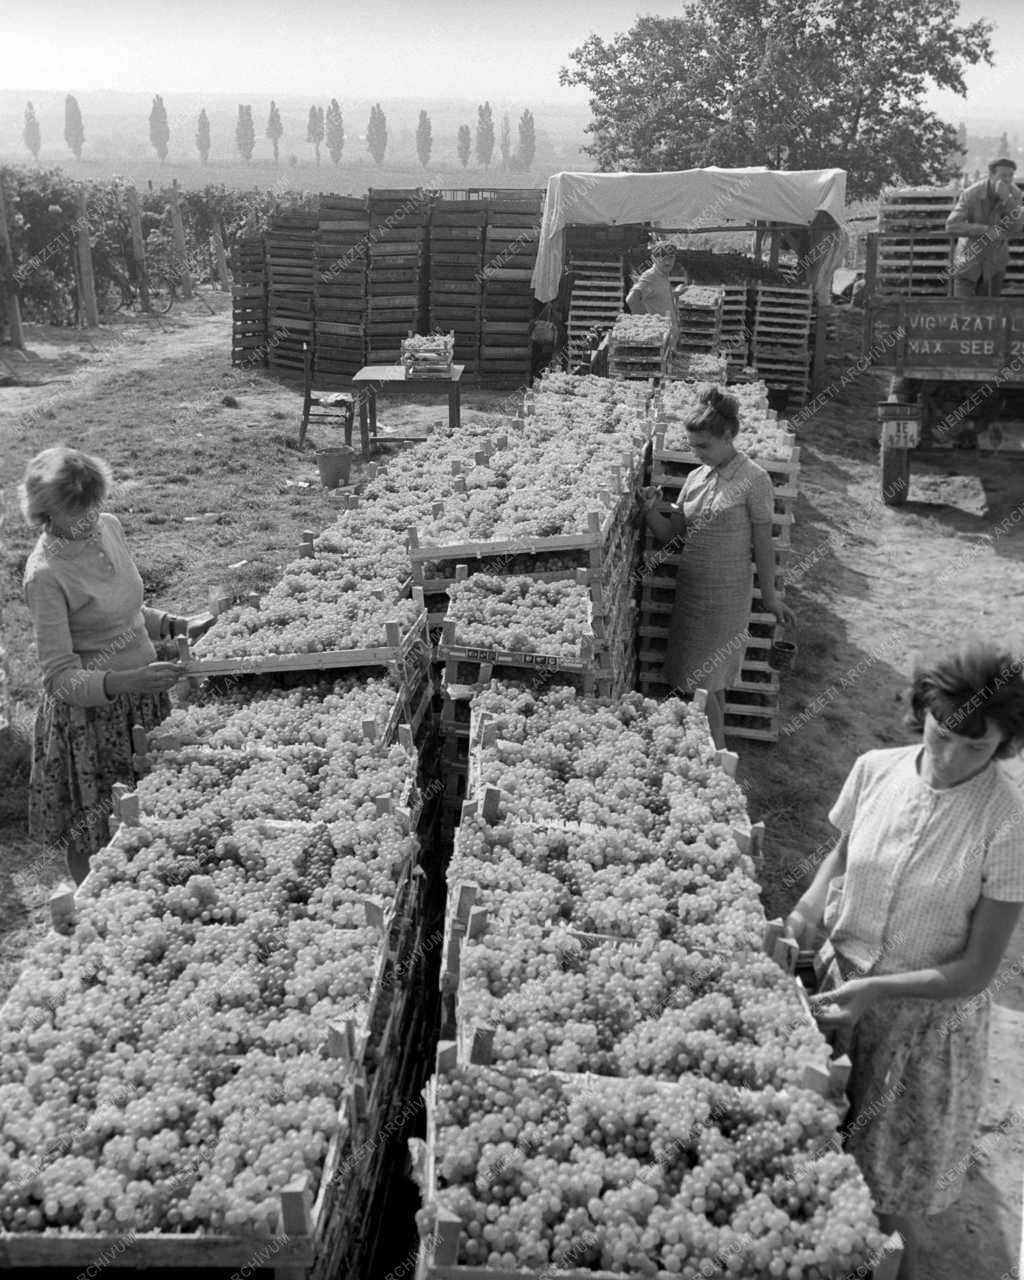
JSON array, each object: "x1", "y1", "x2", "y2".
[
  {"x1": 567, "y1": 255, "x2": 625, "y2": 369},
  {"x1": 315, "y1": 195, "x2": 369, "y2": 378},
  {"x1": 367, "y1": 189, "x2": 429, "y2": 364},
  {"x1": 751, "y1": 284, "x2": 814, "y2": 407},
  {"x1": 480, "y1": 195, "x2": 543, "y2": 384},
  {"x1": 637, "y1": 386, "x2": 800, "y2": 743},
  {"x1": 266, "y1": 209, "x2": 318, "y2": 376},
  {"x1": 720, "y1": 283, "x2": 752, "y2": 379},
  {"x1": 875, "y1": 187, "x2": 956, "y2": 296},
  {"x1": 229, "y1": 234, "x2": 267, "y2": 367},
  {"x1": 608, "y1": 314, "x2": 672, "y2": 382},
  {"x1": 428, "y1": 200, "x2": 485, "y2": 379}
]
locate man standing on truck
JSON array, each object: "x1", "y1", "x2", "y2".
[{"x1": 946, "y1": 158, "x2": 1024, "y2": 296}]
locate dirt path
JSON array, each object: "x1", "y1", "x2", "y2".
[{"x1": 1, "y1": 303, "x2": 1022, "y2": 1279}]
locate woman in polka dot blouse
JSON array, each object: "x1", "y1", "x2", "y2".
[{"x1": 785, "y1": 642, "x2": 1024, "y2": 1280}]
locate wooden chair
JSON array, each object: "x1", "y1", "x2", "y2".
[{"x1": 298, "y1": 342, "x2": 355, "y2": 449}]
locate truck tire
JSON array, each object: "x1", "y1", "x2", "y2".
[{"x1": 881, "y1": 446, "x2": 910, "y2": 506}]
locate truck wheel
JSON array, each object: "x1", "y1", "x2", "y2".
[{"x1": 881, "y1": 446, "x2": 910, "y2": 506}]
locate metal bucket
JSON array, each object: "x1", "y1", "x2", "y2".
[{"x1": 316, "y1": 446, "x2": 354, "y2": 489}]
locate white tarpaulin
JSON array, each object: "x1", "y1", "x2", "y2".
[{"x1": 532, "y1": 167, "x2": 847, "y2": 301}]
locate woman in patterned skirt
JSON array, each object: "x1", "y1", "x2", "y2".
[
  {"x1": 642, "y1": 385, "x2": 793, "y2": 747},
  {"x1": 785, "y1": 643, "x2": 1024, "y2": 1280},
  {"x1": 20, "y1": 446, "x2": 209, "y2": 884}
]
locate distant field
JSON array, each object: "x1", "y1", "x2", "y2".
[{"x1": 0, "y1": 152, "x2": 563, "y2": 197}]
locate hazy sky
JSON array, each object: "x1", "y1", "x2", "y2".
[{"x1": 7, "y1": 0, "x2": 1023, "y2": 117}]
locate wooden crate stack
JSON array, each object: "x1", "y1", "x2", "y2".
[
  {"x1": 230, "y1": 234, "x2": 267, "y2": 367},
  {"x1": 720, "y1": 282, "x2": 752, "y2": 379},
  {"x1": 608, "y1": 315, "x2": 672, "y2": 382},
  {"x1": 315, "y1": 194, "x2": 369, "y2": 378},
  {"x1": 751, "y1": 284, "x2": 814, "y2": 407},
  {"x1": 567, "y1": 255, "x2": 625, "y2": 368},
  {"x1": 409, "y1": 455, "x2": 643, "y2": 819},
  {"x1": 637, "y1": 400, "x2": 800, "y2": 743},
  {"x1": 428, "y1": 200, "x2": 486, "y2": 379},
  {"x1": 265, "y1": 209, "x2": 318, "y2": 377},
  {"x1": 366, "y1": 189, "x2": 429, "y2": 364},
  {"x1": 875, "y1": 186, "x2": 956, "y2": 296},
  {"x1": 480, "y1": 195, "x2": 543, "y2": 383}
]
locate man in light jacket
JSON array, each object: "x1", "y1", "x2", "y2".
[
  {"x1": 626, "y1": 241, "x2": 681, "y2": 343},
  {"x1": 946, "y1": 158, "x2": 1024, "y2": 296}
]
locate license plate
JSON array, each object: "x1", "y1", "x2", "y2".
[{"x1": 881, "y1": 419, "x2": 920, "y2": 448}]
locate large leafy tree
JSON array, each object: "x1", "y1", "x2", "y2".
[
  {"x1": 416, "y1": 110, "x2": 432, "y2": 168},
  {"x1": 476, "y1": 101, "x2": 495, "y2": 167},
  {"x1": 235, "y1": 105, "x2": 255, "y2": 162},
  {"x1": 196, "y1": 108, "x2": 211, "y2": 165},
  {"x1": 367, "y1": 104, "x2": 387, "y2": 165},
  {"x1": 325, "y1": 100, "x2": 344, "y2": 164},
  {"x1": 559, "y1": 0, "x2": 993, "y2": 197},
  {"x1": 23, "y1": 102, "x2": 41, "y2": 161},
  {"x1": 307, "y1": 105, "x2": 325, "y2": 166},
  {"x1": 64, "y1": 95, "x2": 85, "y2": 160},
  {"x1": 149, "y1": 95, "x2": 170, "y2": 163},
  {"x1": 266, "y1": 101, "x2": 283, "y2": 164},
  {"x1": 456, "y1": 124, "x2": 472, "y2": 168}
]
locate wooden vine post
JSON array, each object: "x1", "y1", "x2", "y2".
[
  {"x1": 76, "y1": 190, "x2": 99, "y2": 328},
  {"x1": 167, "y1": 179, "x2": 194, "y2": 299},
  {"x1": 0, "y1": 168, "x2": 26, "y2": 350},
  {"x1": 125, "y1": 185, "x2": 150, "y2": 311}
]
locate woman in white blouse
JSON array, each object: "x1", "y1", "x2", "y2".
[
  {"x1": 20, "y1": 446, "x2": 208, "y2": 883},
  {"x1": 785, "y1": 642, "x2": 1024, "y2": 1280}
]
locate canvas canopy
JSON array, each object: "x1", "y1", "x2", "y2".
[{"x1": 532, "y1": 167, "x2": 847, "y2": 301}]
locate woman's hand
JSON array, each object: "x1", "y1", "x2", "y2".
[
  {"x1": 106, "y1": 662, "x2": 185, "y2": 697},
  {"x1": 809, "y1": 978, "x2": 880, "y2": 1031},
  {"x1": 183, "y1": 613, "x2": 216, "y2": 643},
  {"x1": 639, "y1": 486, "x2": 662, "y2": 512},
  {"x1": 783, "y1": 908, "x2": 817, "y2": 950},
  {"x1": 764, "y1": 599, "x2": 797, "y2": 628}
]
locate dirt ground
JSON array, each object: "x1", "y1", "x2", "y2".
[{"x1": 1, "y1": 297, "x2": 1022, "y2": 1279}]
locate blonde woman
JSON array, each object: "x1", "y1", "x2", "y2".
[{"x1": 20, "y1": 446, "x2": 207, "y2": 883}]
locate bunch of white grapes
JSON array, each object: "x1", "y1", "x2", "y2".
[
  {"x1": 426, "y1": 1064, "x2": 886, "y2": 1278},
  {"x1": 0, "y1": 811, "x2": 416, "y2": 1236},
  {"x1": 611, "y1": 312, "x2": 674, "y2": 345},
  {"x1": 446, "y1": 575, "x2": 593, "y2": 658}
]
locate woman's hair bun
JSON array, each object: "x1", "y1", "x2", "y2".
[{"x1": 700, "y1": 385, "x2": 725, "y2": 408}]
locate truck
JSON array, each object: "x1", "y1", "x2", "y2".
[{"x1": 863, "y1": 232, "x2": 1024, "y2": 505}]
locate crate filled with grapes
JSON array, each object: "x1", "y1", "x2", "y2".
[
  {"x1": 608, "y1": 312, "x2": 673, "y2": 383},
  {"x1": 410, "y1": 1061, "x2": 903, "y2": 1280},
  {"x1": 0, "y1": 813, "x2": 412, "y2": 1273}
]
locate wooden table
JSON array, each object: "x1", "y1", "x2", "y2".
[{"x1": 350, "y1": 364, "x2": 465, "y2": 458}]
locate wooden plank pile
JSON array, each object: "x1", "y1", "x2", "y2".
[
  {"x1": 428, "y1": 199, "x2": 486, "y2": 378},
  {"x1": 366, "y1": 189, "x2": 429, "y2": 364},
  {"x1": 637, "y1": 381, "x2": 800, "y2": 742},
  {"x1": 230, "y1": 233, "x2": 267, "y2": 368},
  {"x1": 480, "y1": 194, "x2": 543, "y2": 384},
  {"x1": 567, "y1": 254, "x2": 624, "y2": 368},
  {"x1": 752, "y1": 283, "x2": 814, "y2": 407},
  {"x1": 266, "y1": 208, "x2": 318, "y2": 376},
  {"x1": 720, "y1": 281, "x2": 752, "y2": 378},
  {"x1": 315, "y1": 195, "x2": 369, "y2": 378}
]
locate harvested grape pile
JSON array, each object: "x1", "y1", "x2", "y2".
[
  {"x1": 445, "y1": 575, "x2": 593, "y2": 658},
  {"x1": 414, "y1": 683, "x2": 889, "y2": 1277},
  {"x1": 0, "y1": 678, "x2": 421, "y2": 1236},
  {"x1": 422, "y1": 1067, "x2": 886, "y2": 1277}
]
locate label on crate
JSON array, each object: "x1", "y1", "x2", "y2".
[{"x1": 460, "y1": 646, "x2": 561, "y2": 669}]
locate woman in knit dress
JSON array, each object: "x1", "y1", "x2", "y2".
[
  {"x1": 786, "y1": 643, "x2": 1024, "y2": 1280},
  {"x1": 20, "y1": 446, "x2": 207, "y2": 884},
  {"x1": 642, "y1": 386, "x2": 793, "y2": 747}
]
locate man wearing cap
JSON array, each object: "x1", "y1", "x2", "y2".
[
  {"x1": 947, "y1": 159, "x2": 1024, "y2": 296},
  {"x1": 626, "y1": 241, "x2": 681, "y2": 343}
]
